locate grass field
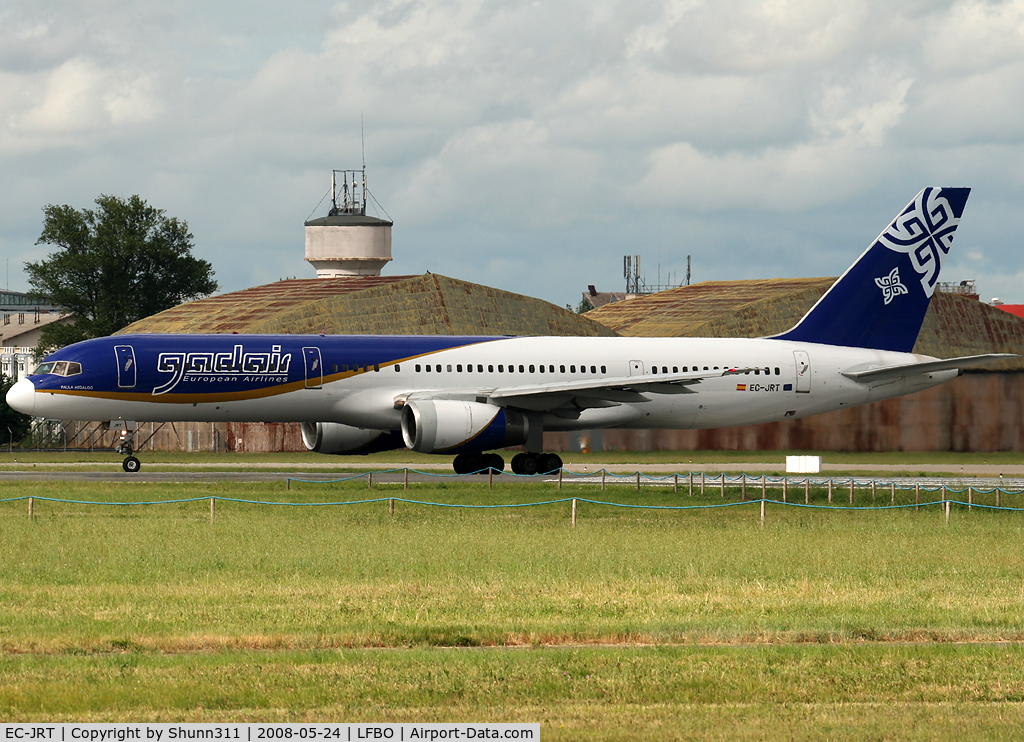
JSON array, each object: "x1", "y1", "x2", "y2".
[{"x1": 2, "y1": 478, "x2": 1024, "y2": 737}]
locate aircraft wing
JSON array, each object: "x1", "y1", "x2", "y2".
[
  {"x1": 841, "y1": 354, "x2": 1018, "y2": 383},
  {"x1": 460, "y1": 366, "x2": 751, "y2": 413}
]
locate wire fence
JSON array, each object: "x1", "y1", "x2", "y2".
[{"x1": 7, "y1": 467, "x2": 1024, "y2": 524}]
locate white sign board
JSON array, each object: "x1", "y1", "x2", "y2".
[{"x1": 786, "y1": 455, "x2": 821, "y2": 473}]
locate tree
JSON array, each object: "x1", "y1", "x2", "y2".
[
  {"x1": 25, "y1": 195, "x2": 218, "y2": 352},
  {"x1": 0, "y1": 375, "x2": 32, "y2": 445}
]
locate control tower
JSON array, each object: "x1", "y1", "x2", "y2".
[{"x1": 304, "y1": 168, "x2": 393, "y2": 277}]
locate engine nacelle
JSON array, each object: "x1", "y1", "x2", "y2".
[
  {"x1": 301, "y1": 422, "x2": 405, "y2": 455},
  {"x1": 401, "y1": 400, "x2": 529, "y2": 454}
]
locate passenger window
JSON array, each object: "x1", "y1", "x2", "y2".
[
  {"x1": 395, "y1": 364, "x2": 400, "y2": 372},
  {"x1": 570, "y1": 365, "x2": 576, "y2": 373},
  {"x1": 416, "y1": 364, "x2": 421, "y2": 372},
  {"x1": 538, "y1": 365, "x2": 544, "y2": 373},
  {"x1": 332, "y1": 364, "x2": 338, "y2": 373},
  {"x1": 374, "y1": 364, "x2": 380, "y2": 372},
  {"x1": 672, "y1": 366, "x2": 678, "y2": 373},
  {"x1": 591, "y1": 366, "x2": 596, "y2": 374},
  {"x1": 436, "y1": 365, "x2": 442, "y2": 372},
  {"x1": 755, "y1": 369, "x2": 760, "y2": 375},
  {"x1": 424, "y1": 365, "x2": 430, "y2": 372},
  {"x1": 488, "y1": 365, "x2": 493, "y2": 372},
  {"x1": 560, "y1": 365, "x2": 565, "y2": 373},
  {"x1": 498, "y1": 365, "x2": 504, "y2": 372},
  {"x1": 457, "y1": 364, "x2": 463, "y2": 372},
  {"x1": 652, "y1": 367, "x2": 658, "y2": 374},
  {"x1": 529, "y1": 365, "x2": 535, "y2": 373},
  {"x1": 703, "y1": 366, "x2": 709, "y2": 371},
  {"x1": 477, "y1": 364, "x2": 483, "y2": 372},
  {"x1": 775, "y1": 367, "x2": 780, "y2": 375},
  {"x1": 601, "y1": 366, "x2": 606, "y2": 374},
  {"x1": 341, "y1": 364, "x2": 349, "y2": 372},
  {"x1": 519, "y1": 365, "x2": 525, "y2": 373}
]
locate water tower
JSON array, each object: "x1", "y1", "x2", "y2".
[{"x1": 304, "y1": 168, "x2": 393, "y2": 277}]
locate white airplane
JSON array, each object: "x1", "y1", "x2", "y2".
[{"x1": 6, "y1": 187, "x2": 1013, "y2": 473}]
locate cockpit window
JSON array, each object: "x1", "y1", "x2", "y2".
[{"x1": 34, "y1": 361, "x2": 82, "y2": 377}]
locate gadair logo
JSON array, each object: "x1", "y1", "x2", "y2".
[
  {"x1": 874, "y1": 267, "x2": 908, "y2": 305},
  {"x1": 153, "y1": 344, "x2": 292, "y2": 395},
  {"x1": 876, "y1": 187, "x2": 959, "y2": 298}
]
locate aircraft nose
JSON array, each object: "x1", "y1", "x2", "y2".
[{"x1": 5, "y1": 377, "x2": 35, "y2": 416}]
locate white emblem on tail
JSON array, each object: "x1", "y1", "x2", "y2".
[
  {"x1": 875, "y1": 267, "x2": 908, "y2": 305},
  {"x1": 877, "y1": 187, "x2": 959, "y2": 297}
]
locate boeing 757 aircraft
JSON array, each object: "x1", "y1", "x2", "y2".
[{"x1": 6, "y1": 187, "x2": 1014, "y2": 473}]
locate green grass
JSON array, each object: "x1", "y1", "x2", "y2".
[{"x1": 3, "y1": 479, "x2": 1024, "y2": 735}]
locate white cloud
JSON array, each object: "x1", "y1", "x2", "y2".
[{"x1": 2, "y1": 0, "x2": 1024, "y2": 307}]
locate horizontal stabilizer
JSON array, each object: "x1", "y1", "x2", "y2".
[{"x1": 841, "y1": 354, "x2": 1017, "y2": 383}]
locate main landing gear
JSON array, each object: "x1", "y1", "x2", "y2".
[
  {"x1": 452, "y1": 452, "x2": 506, "y2": 475},
  {"x1": 510, "y1": 452, "x2": 563, "y2": 476}
]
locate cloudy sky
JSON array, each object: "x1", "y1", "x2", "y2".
[{"x1": 3, "y1": 0, "x2": 1024, "y2": 309}]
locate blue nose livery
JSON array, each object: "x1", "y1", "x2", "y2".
[{"x1": 7, "y1": 188, "x2": 1015, "y2": 475}]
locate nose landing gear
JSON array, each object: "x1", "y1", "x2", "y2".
[{"x1": 115, "y1": 425, "x2": 142, "y2": 473}]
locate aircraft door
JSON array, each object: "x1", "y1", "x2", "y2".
[
  {"x1": 114, "y1": 345, "x2": 137, "y2": 388},
  {"x1": 303, "y1": 347, "x2": 323, "y2": 389},
  {"x1": 793, "y1": 351, "x2": 811, "y2": 393},
  {"x1": 629, "y1": 360, "x2": 644, "y2": 376}
]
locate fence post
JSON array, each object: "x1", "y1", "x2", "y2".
[
  {"x1": 689, "y1": 472, "x2": 693, "y2": 496},
  {"x1": 915, "y1": 483, "x2": 920, "y2": 509},
  {"x1": 674, "y1": 473, "x2": 678, "y2": 494},
  {"x1": 849, "y1": 480, "x2": 854, "y2": 505},
  {"x1": 891, "y1": 482, "x2": 895, "y2": 505},
  {"x1": 210, "y1": 497, "x2": 215, "y2": 524},
  {"x1": 558, "y1": 469, "x2": 562, "y2": 491},
  {"x1": 997, "y1": 488, "x2": 1002, "y2": 509},
  {"x1": 601, "y1": 469, "x2": 606, "y2": 492},
  {"x1": 286, "y1": 478, "x2": 291, "y2": 491},
  {"x1": 968, "y1": 486, "x2": 973, "y2": 510},
  {"x1": 636, "y1": 472, "x2": 641, "y2": 492},
  {"x1": 389, "y1": 498, "x2": 395, "y2": 516},
  {"x1": 742, "y1": 475, "x2": 747, "y2": 501},
  {"x1": 572, "y1": 498, "x2": 577, "y2": 527},
  {"x1": 404, "y1": 468, "x2": 409, "y2": 491},
  {"x1": 945, "y1": 498, "x2": 951, "y2": 524},
  {"x1": 872, "y1": 480, "x2": 876, "y2": 503},
  {"x1": 761, "y1": 475, "x2": 766, "y2": 500},
  {"x1": 489, "y1": 467, "x2": 494, "y2": 491},
  {"x1": 28, "y1": 496, "x2": 33, "y2": 520},
  {"x1": 721, "y1": 474, "x2": 726, "y2": 498},
  {"x1": 701, "y1": 471, "x2": 706, "y2": 494},
  {"x1": 828, "y1": 479, "x2": 833, "y2": 503},
  {"x1": 783, "y1": 479, "x2": 788, "y2": 503},
  {"x1": 368, "y1": 471, "x2": 373, "y2": 489},
  {"x1": 805, "y1": 479, "x2": 809, "y2": 505},
  {"x1": 760, "y1": 498, "x2": 766, "y2": 528}
]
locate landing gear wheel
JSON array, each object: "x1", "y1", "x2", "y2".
[
  {"x1": 453, "y1": 453, "x2": 485, "y2": 475},
  {"x1": 540, "y1": 453, "x2": 562, "y2": 474},
  {"x1": 122, "y1": 456, "x2": 141, "y2": 473},
  {"x1": 519, "y1": 453, "x2": 540, "y2": 476},
  {"x1": 510, "y1": 453, "x2": 526, "y2": 474},
  {"x1": 484, "y1": 453, "x2": 505, "y2": 473}
]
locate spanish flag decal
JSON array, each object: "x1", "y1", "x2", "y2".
[{"x1": 736, "y1": 384, "x2": 747, "y2": 391}]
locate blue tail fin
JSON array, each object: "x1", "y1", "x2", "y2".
[{"x1": 773, "y1": 187, "x2": 970, "y2": 352}]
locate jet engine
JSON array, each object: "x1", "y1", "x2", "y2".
[
  {"x1": 401, "y1": 400, "x2": 529, "y2": 454},
  {"x1": 301, "y1": 422, "x2": 405, "y2": 455}
]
